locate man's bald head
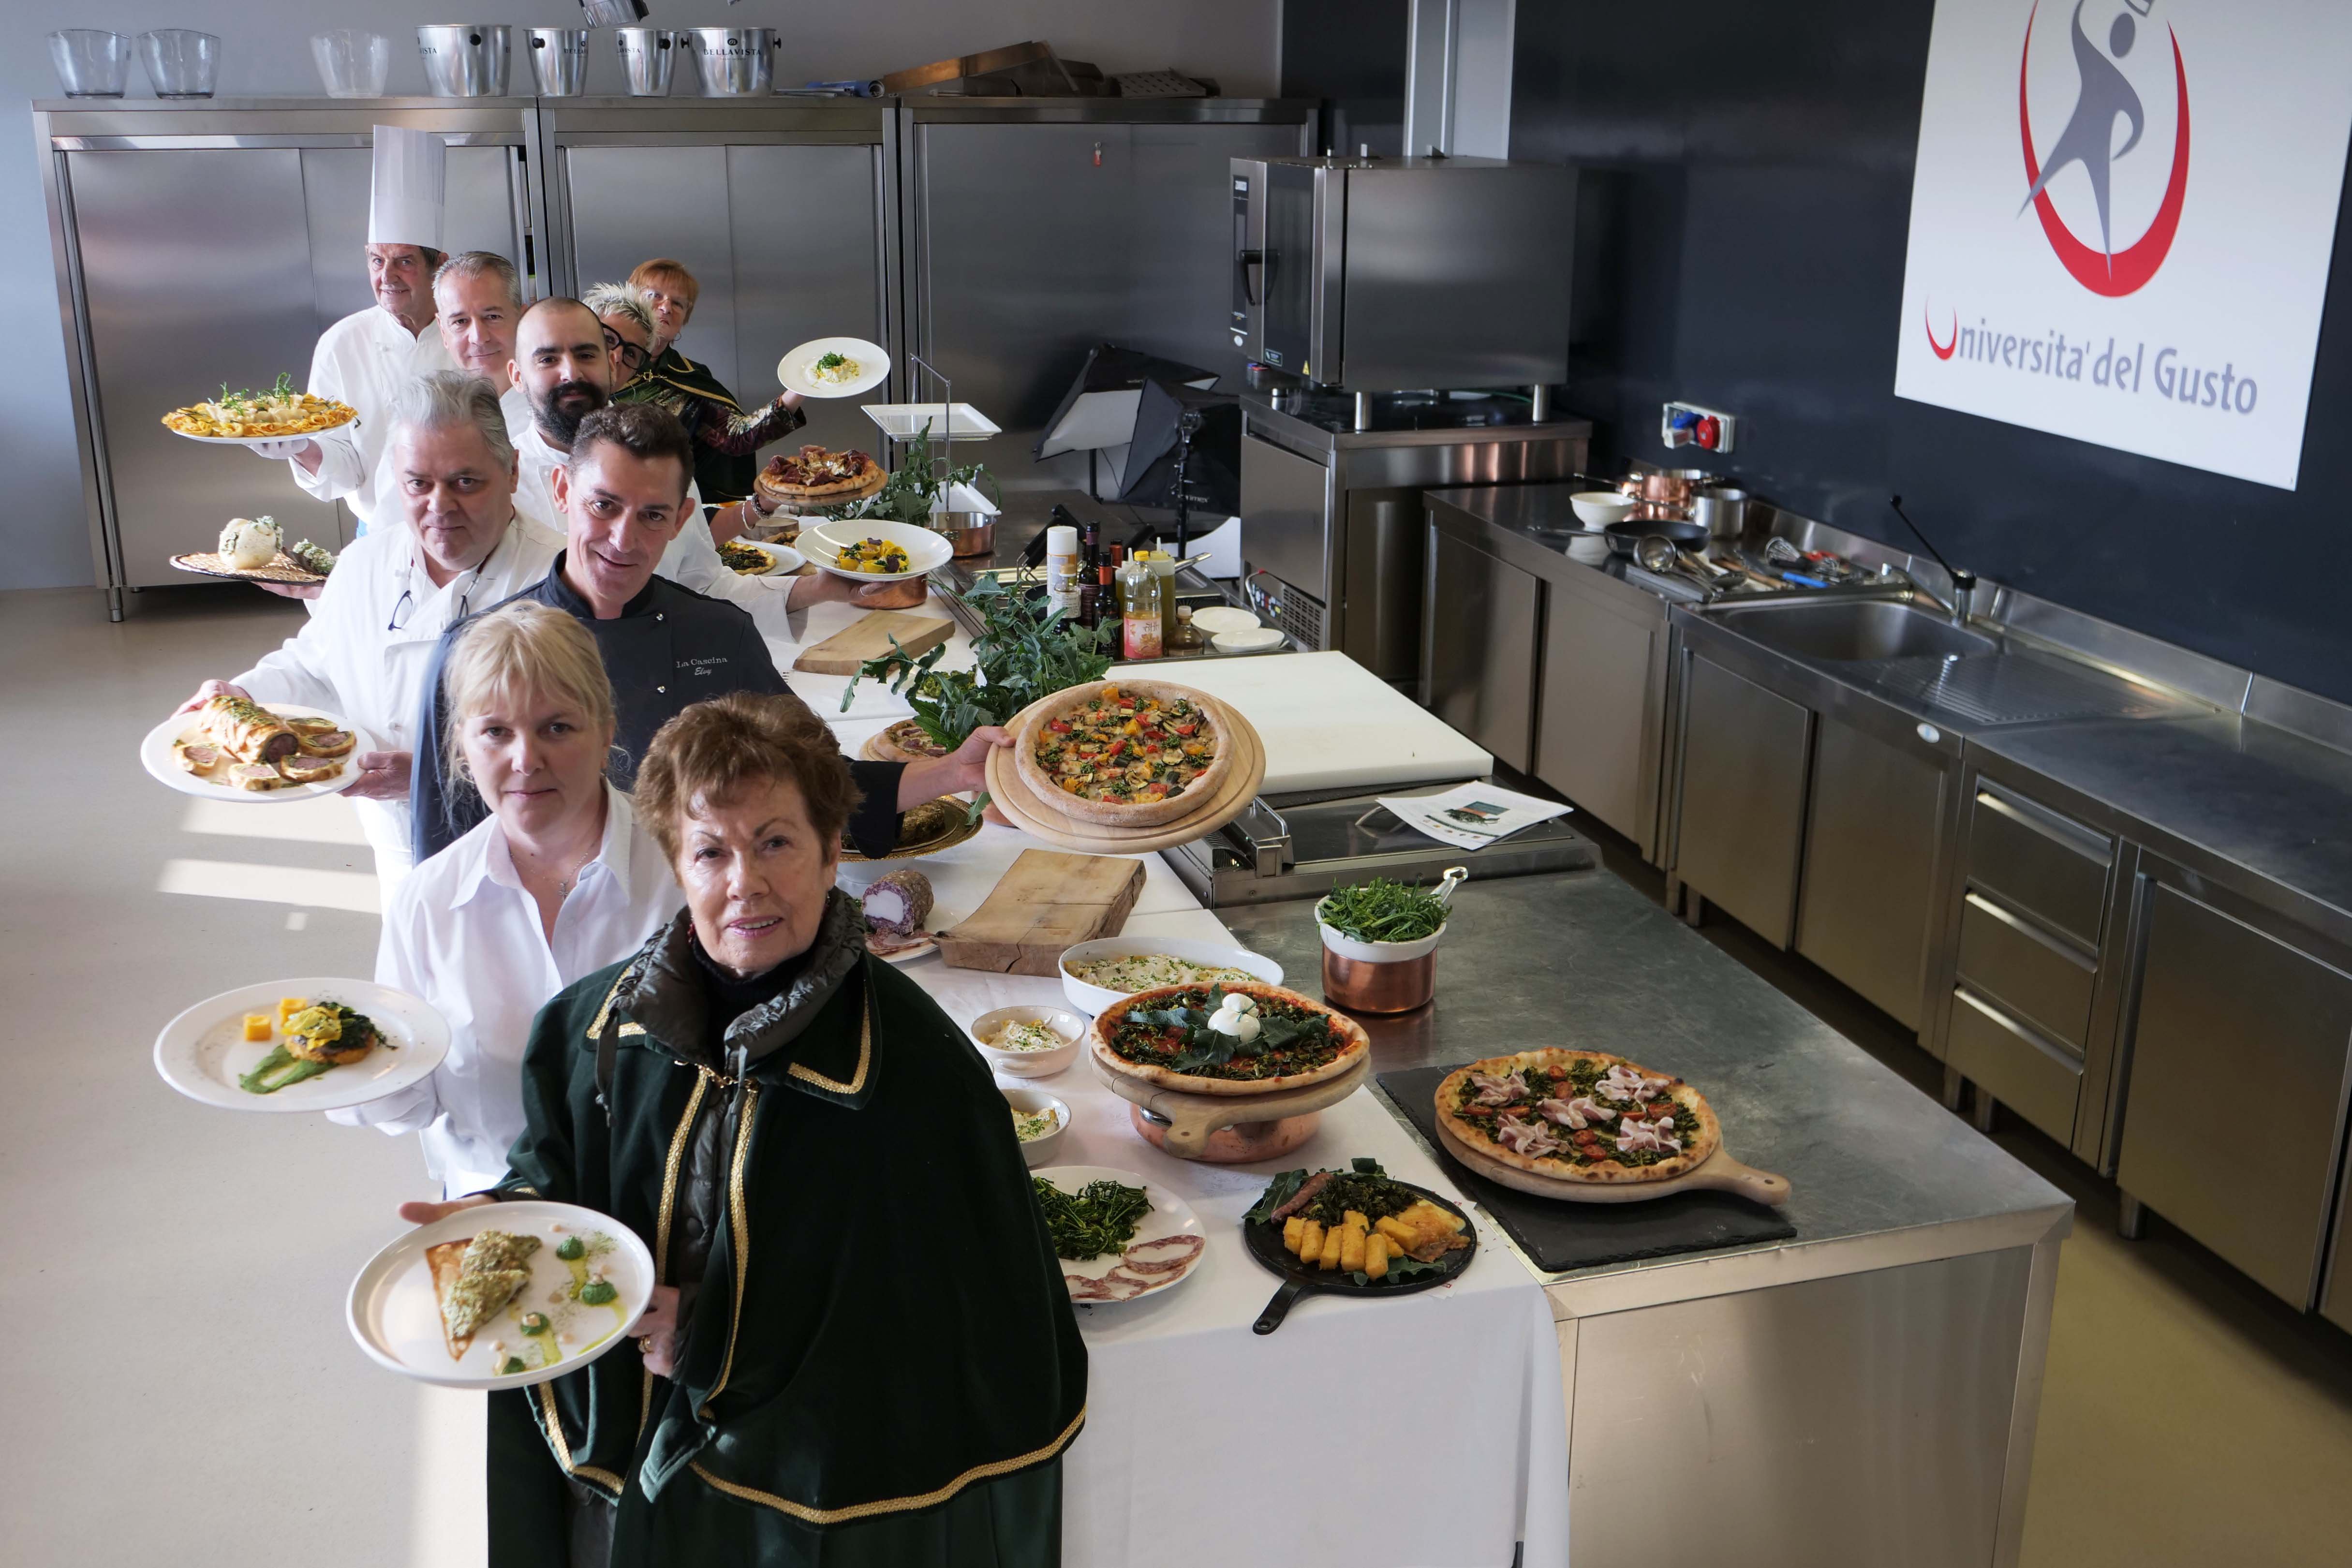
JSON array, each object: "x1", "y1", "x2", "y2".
[{"x1": 512, "y1": 298, "x2": 613, "y2": 448}]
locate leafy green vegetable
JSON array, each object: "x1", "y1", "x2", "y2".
[
  {"x1": 1033, "y1": 1176, "x2": 1153, "y2": 1261},
  {"x1": 843, "y1": 575, "x2": 1113, "y2": 756},
  {"x1": 1244, "y1": 1169, "x2": 1308, "y2": 1225},
  {"x1": 815, "y1": 351, "x2": 847, "y2": 370},
  {"x1": 832, "y1": 421, "x2": 1001, "y2": 528},
  {"x1": 1317, "y1": 877, "x2": 1451, "y2": 944}
]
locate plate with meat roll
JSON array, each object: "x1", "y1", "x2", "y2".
[{"x1": 139, "y1": 697, "x2": 377, "y2": 801}]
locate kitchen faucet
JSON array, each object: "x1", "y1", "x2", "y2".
[{"x1": 1889, "y1": 495, "x2": 1977, "y2": 626}]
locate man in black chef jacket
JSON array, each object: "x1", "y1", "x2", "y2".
[{"x1": 408, "y1": 402, "x2": 1004, "y2": 862}]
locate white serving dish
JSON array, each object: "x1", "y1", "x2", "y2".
[
  {"x1": 1569, "y1": 490, "x2": 1637, "y2": 527},
  {"x1": 1003, "y1": 1086, "x2": 1071, "y2": 1167},
  {"x1": 777, "y1": 335, "x2": 889, "y2": 399},
  {"x1": 1212, "y1": 627, "x2": 1286, "y2": 653},
  {"x1": 346, "y1": 1200, "x2": 653, "y2": 1390},
  {"x1": 863, "y1": 402, "x2": 1001, "y2": 442},
  {"x1": 1058, "y1": 936, "x2": 1284, "y2": 1020},
  {"x1": 153, "y1": 976, "x2": 452, "y2": 1113},
  {"x1": 798, "y1": 518, "x2": 953, "y2": 584},
  {"x1": 725, "y1": 539, "x2": 802, "y2": 576},
  {"x1": 969, "y1": 1005, "x2": 1086, "y2": 1078},
  {"x1": 1188, "y1": 605, "x2": 1259, "y2": 636},
  {"x1": 140, "y1": 702, "x2": 379, "y2": 803}
]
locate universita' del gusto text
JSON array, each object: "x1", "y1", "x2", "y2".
[{"x1": 1940, "y1": 316, "x2": 2259, "y2": 414}]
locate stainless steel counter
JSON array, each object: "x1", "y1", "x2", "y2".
[{"x1": 1220, "y1": 870, "x2": 2071, "y2": 1568}]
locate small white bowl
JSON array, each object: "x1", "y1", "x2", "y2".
[
  {"x1": 1058, "y1": 936, "x2": 1285, "y2": 1019},
  {"x1": 1569, "y1": 491, "x2": 1637, "y2": 528},
  {"x1": 1316, "y1": 917, "x2": 1450, "y2": 964},
  {"x1": 1003, "y1": 1086, "x2": 1070, "y2": 1167},
  {"x1": 1212, "y1": 626, "x2": 1287, "y2": 653},
  {"x1": 968, "y1": 1005, "x2": 1086, "y2": 1078}
]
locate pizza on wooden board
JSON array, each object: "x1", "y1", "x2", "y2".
[
  {"x1": 1016, "y1": 680, "x2": 1232, "y2": 828},
  {"x1": 1435, "y1": 1049, "x2": 1721, "y2": 1183},
  {"x1": 754, "y1": 444, "x2": 887, "y2": 503},
  {"x1": 1091, "y1": 981, "x2": 1367, "y2": 1096}
]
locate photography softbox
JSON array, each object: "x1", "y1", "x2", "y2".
[{"x1": 1034, "y1": 343, "x2": 1220, "y2": 493}]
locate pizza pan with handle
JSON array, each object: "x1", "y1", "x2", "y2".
[
  {"x1": 1243, "y1": 1180, "x2": 1477, "y2": 1334},
  {"x1": 1435, "y1": 1119, "x2": 1791, "y2": 1206}
]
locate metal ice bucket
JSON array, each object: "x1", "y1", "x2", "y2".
[
  {"x1": 416, "y1": 24, "x2": 512, "y2": 96},
  {"x1": 614, "y1": 29, "x2": 676, "y2": 96},
  {"x1": 526, "y1": 28, "x2": 590, "y2": 96},
  {"x1": 683, "y1": 28, "x2": 778, "y2": 96}
]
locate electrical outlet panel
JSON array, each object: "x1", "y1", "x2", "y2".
[{"x1": 1662, "y1": 401, "x2": 1736, "y2": 454}]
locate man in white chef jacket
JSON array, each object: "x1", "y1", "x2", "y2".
[
  {"x1": 506, "y1": 296, "x2": 886, "y2": 637},
  {"x1": 170, "y1": 372, "x2": 559, "y2": 890}
]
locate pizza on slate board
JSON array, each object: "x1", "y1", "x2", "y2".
[{"x1": 1435, "y1": 1049, "x2": 1721, "y2": 1184}]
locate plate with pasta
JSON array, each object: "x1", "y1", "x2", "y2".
[
  {"x1": 163, "y1": 373, "x2": 357, "y2": 444},
  {"x1": 777, "y1": 336, "x2": 890, "y2": 399}
]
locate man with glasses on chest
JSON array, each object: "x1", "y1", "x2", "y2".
[{"x1": 168, "y1": 371, "x2": 559, "y2": 890}]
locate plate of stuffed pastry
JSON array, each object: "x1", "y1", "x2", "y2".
[
  {"x1": 347, "y1": 1200, "x2": 655, "y2": 1390},
  {"x1": 139, "y1": 696, "x2": 376, "y2": 800}
]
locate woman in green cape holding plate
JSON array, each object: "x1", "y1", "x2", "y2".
[{"x1": 406, "y1": 693, "x2": 1085, "y2": 1565}]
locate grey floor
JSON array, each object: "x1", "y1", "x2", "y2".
[{"x1": 6, "y1": 582, "x2": 2350, "y2": 1566}]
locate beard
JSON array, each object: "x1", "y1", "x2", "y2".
[{"x1": 534, "y1": 380, "x2": 607, "y2": 446}]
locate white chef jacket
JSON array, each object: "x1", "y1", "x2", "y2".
[
  {"x1": 512, "y1": 423, "x2": 807, "y2": 639},
  {"x1": 294, "y1": 307, "x2": 458, "y2": 536},
  {"x1": 231, "y1": 509, "x2": 561, "y2": 884},
  {"x1": 343, "y1": 784, "x2": 682, "y2": 1198}
]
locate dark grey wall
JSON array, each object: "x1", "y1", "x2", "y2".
[
  {"x1": 1508, "y1": 1, "x2": 2352, "y2": 704},
  {"x1": 1279, "y1": 0, "x2": 1408, "y2": 157}
]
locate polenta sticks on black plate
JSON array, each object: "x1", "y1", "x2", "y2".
[{"x1": 1241, "y1": 1158, "x2": 1477, "y2": 1332}]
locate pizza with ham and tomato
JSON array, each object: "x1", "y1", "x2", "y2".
[
  {"x1": 1015, "y1": 680, "x2": 1230, "y2": 828},
  {"x1": 754, "y1": 444, "x2": 887, "y2": 504},
  {"x1": 1435, "y1": 1049, "x2": 1720, "y2": 1184}
]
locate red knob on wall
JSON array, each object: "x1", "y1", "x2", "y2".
[{"x1": 1694, "y1": 415, "x2": 1722, "y2": 450}]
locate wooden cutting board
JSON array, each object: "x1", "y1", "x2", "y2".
[
  {"x1": 937, "y1": 849, "x2": 1145, "y2": 976},
  {"x1": 791, "y1": 611, "x2": 953, "y2": 676}
]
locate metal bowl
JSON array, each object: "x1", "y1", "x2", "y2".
[
  {"x1": 416, "y1": 25, "x2": 511, "y2": 96},
  {"x1": 929, "y1": 513, "x2": 996, "y2": 559}
]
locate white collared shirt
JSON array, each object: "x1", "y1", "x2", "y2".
[
  {"x1": 513, "y1": 423, "x2": 807, "y2": 639},
  {"x1": 346, "y1": 784, "x2": 683, "y2": 1198},
  {"x1": 293, "y1": 306, "x2": 458, "y2": 534},
  {"x1": 231, "y1": 512, "x2": 561, "y2": 873}
]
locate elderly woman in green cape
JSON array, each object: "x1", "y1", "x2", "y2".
[
  {"x1": 608, "y1": 258, "x2": 807, "y2": 505},
  {"x1": 405, "y1": 692, "x2": 1085, "y2": 1565}
]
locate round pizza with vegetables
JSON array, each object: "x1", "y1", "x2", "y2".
[
  {"x1": 1091, "y1": 982, "x2": 1368, "y2": 1096},
  {"x1": 1435, "y1": 1049, "x2": 1720, "y2": 1183},
  {"x1": 1016, "y1": 680, "x2": 1231, "y2": 827}
]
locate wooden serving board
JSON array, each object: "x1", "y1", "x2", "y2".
[
  {"x1": 1089, "y1": 1047, "x2": 1370, "y2": 1160},
  {"x1": 982, "y1": 695, "x2": 1266, "y2": 855},
  {"x1": 936, "y1": 849, "x2": 1145, "y2": 976},
  {"x1": 792, "y1": 610, "x2": 954, "y2": 676},
  {"x1": 1435, "y1": 1119, "x2": 1791, "y2": 1207}
]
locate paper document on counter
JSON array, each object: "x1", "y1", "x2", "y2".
[{"x1": 1376, "y1": 784, "x2": 1570, "y2": 852}]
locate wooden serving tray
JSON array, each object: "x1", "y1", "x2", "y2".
[
  {"x1": 1435, "y1": 1118, "x2": 1791, "y2": 1207},
  {"x1": 983, "y1": 694, "x2": 1265, "y2": 854},
  {"x1": 935, "y1": 848, "x2": 1144, "y2": 976},
  {"x1": 793, "y1": 610, "x2": 953, "y2": 676},
  {"x1": 1089, "y1": 1047, "x2": 1370, "y2": 1160}
]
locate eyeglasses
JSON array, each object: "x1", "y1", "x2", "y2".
[{"x1": 602, "y1": 328, "x2": 649, "y2": 376}]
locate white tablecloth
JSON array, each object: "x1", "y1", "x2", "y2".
[{"x1": 771, "y1": 609, "x2": 1569, "y2": 1568}]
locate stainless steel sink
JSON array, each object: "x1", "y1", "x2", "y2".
[{"x1": 1709, "y1": 598, "x2": 2000, "y2": 662}]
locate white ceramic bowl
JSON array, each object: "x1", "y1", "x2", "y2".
[
  {"x1": 1315, "y1": 916, "x2": 1450, "y2": 964},
  {"x1": 799, "y1": 519, "x2": 953, "y2": 583},
  {"x1": 1569, "y1": 490, "x2": 1637, "y2": 528},
  {"x1": 968, "y1": 1005, "x2": 1086, "y2": 1078},
  {"x1": 1003, "y1": 1086, "x2": 1070, "y2": 1167},
  {"x1": 1213, "y1": 626, "x2": 1287, "y2": 653},
  {"x1": 1057, "y1": 936, "x2": 1285, "y2": 1020}
]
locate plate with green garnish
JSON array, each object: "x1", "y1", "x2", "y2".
[
  {"x1": 152, "y1": 976, "x2": 450, "y2": 1113},
  {"x1": 1032, "y1": 1165, "x2": 1206, "y2": 1304},
  {"x1": 778, "y1": 335, "x2": 890, "y2": 399}
]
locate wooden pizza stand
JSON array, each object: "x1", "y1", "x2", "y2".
[{"x1": 1090, "y1": 1045, "x2": 1370, "y2": 1162}]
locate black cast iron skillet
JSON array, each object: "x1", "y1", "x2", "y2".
[{"x1": 1245, "y1": 1180, "x2": 1479, "y2": 1333}]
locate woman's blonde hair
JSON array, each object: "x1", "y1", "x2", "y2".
[
  {"x1": 636, "y1": 692, "x2": 859, "y2": 864},
  {"x1": 441, "y1": 600, "x2": 617, "y2": 787}
]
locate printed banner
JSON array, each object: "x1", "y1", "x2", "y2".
[{"x1": 1894, "y1": 1, "x2": 2352, "y2": 488}]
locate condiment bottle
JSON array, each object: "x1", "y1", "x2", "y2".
[
  {"x1": 1080, "y1": 518, "x2": 1102, "y2": 575},
  {"x1": 1044, "y1": 523, "x2": 1082, "y2": 622},
  {"x1": 1148, "y1": 550, "x2": 1181, "y2": 647},
  {"x1": 1118, "y1": 549, "x2": 1163, "y2": 660},
  {"x1": 1171, "y1": 604, "x2": 1206, "y2": 651}
]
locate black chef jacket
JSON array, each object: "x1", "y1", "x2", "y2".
[{"x1": 407, "y1": 552, "x2": 906, "y2": 863}]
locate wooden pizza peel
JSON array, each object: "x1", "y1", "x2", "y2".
[{"x1": 1434, "y1": 1118, "x2": 1790, "y2": 1206}]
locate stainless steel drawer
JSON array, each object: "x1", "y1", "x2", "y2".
[
  {"x1": 1955, "y1": 891, "x2": 2097, "y2": 1053},
  {"x1": 1946, "y1": 987, "x2": 2082, "y2": 1146},
  {"x1": 1967, "y1": 783, "x2": 2111, "y2": 948}
]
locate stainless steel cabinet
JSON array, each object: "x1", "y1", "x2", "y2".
[
  {"x1": 1797, "y1": 715, "x2": 1954, "y2": 1031},
  {"x1": 2117, "y1": 871, "x2": 2352, "y2": 1309},
  {"x1": 1536, "y1": 572, "x2": 1669, "y2": 857},
  {"x1": 1421, "y1": 525, "x2": 1540, "y2": 772},
  {"x1": 1673, "y1": 653, "x2": 1813, "y2": 949}
]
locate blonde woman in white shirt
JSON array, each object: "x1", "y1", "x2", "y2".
[{"x1": 337, "y1": 599, "x2": 680, "y2": 1197}]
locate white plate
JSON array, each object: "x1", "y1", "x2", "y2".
[
  {"x1": 1035, "y1": 1165, "x2": 1207, "y2": 1304},
  {"x1": 153, "y1": 977, "x2": 452, "y2": 1113},
  {"x1": 798, "y1": 518, "x2": 954, "y2": 584},
  {"x1": 139, "y1": 702, "x2": 379, "y2": 802},
  {"x1": 347, "y1": 1200, "x2": 655, "y2": 1390},
  {"x1": 167, "y1": 419, "x2": 354, "y2": 448},
  {"x1": 863, "y1": 402, "x2": 1002, "y2": 442},
  {"x1": 725, "y1": 539, "x2": 804, "y2": 577},
  {"x1": 1058, "y1": 935, "x2": 1285, "y2": 1019},
  {"x1": 1188, "y1": 606, "x2": 1260, "y2": 636},
  {"x1": 1212, "y1": 627, "x2": 1287, "y2": 653},
  {"x1": 778, "y1": 336, "x2": 890, "y2": 399}
]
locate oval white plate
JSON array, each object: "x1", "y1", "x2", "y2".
[
  {"x1": 1213, "y1": 627, "x2": 1287, "y2": 653},
  {"x1": 1188, "y1": 606, "x2": 1260, "y2": 636},
  {"x1": 799, "y1": 518, "x2": 953, "y2": 584},
  {"x1": 725, "y1": 539, "x2": 804, "y2": 577},
  {"x1": 1058, "y1": 935, "x2": 1284, "y2": 1020},
  {"x1": 777, "y1": 336, "x2": 890, "y2": 399},
  {"x1": 168, "y1": 418, "x2": 355, "y2": 447},
  {"x1": 347, "y1": 1200, "x2": 655, "y2": 1390},
  {"x1": 1035, "y1": 1165, "x2": 1206, "y2": 1304},
  {"x1": 140, "y1": 702, "x2": 379, "y2": 803},
  {"x1": 154, "y1": 977, "x2": 451, "y2": 1113}
]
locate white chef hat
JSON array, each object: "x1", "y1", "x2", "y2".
[{"x1": 368, "y1": 125, "x2": 446, "y2": 250}]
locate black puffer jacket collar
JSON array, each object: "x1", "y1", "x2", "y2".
[{"x1": 615, "y1": 888, "x2": 867, "y2": 1077}]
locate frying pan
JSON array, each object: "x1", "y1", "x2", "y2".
[
  {"x1": 1545, "y1": 517, "x2": 1711, "y2": 558},
  {"x1": 1244, "y1": 1181, "x2": 1479, "y2": 1333}
]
